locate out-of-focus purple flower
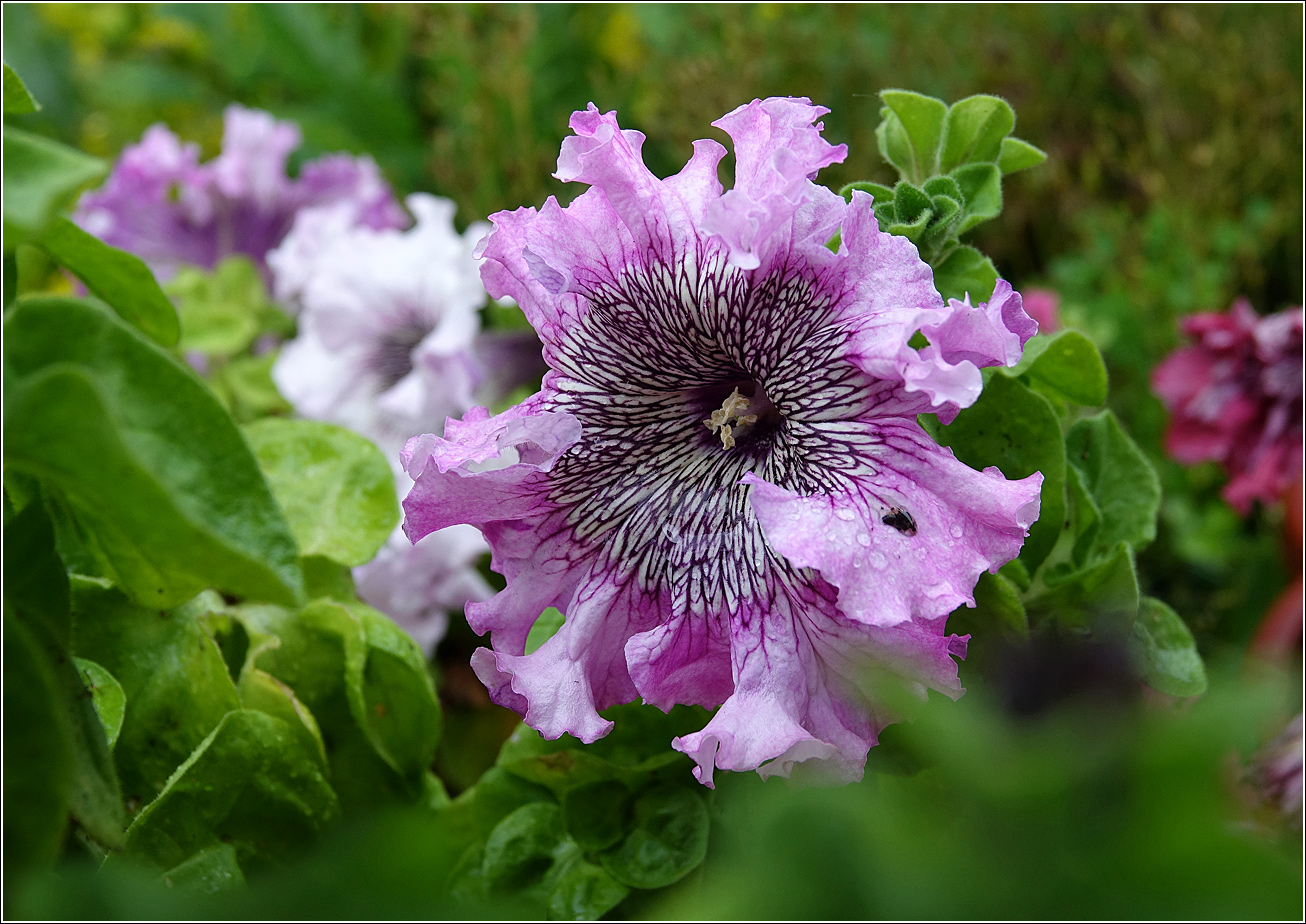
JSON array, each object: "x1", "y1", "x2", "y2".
[
  {"x1": 74, "y1": 105, "x2": 406, "y2": 285},
  {"x1": 271, "y1": 191, "x2": 497, "y2": 653},
  {"x1": 400, "y1": 98, "x2": 1042, "y2": 786},
  {"x1": 1020, "y1": 287, "x2": 1060, "y2": 334},
  {"x1": 271, "y1": 193, "x2": 488, "y2": 465},
  {"x1": 1248, "y1": 713, "x2": 1304, "y2": 826},
  {"x1": 1153, "y1": 299, "x2": 1303, "y2": 513},
  {"x1": 355, "y1": 525, "x2": 494, "y2": 656}
]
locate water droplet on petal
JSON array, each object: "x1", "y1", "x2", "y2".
[
  {"x1": 856, "y1": 532, "x2": 871, "y2": 547},
  {"x1": 834, "y1": 507, "x2": 856, "y2": 521},
  {"x1": 869, "y1": 552, "x2": 888, "y2": 570},
  {"x1": 949, "y1": 524, "x2": 964, "y2": 538}
]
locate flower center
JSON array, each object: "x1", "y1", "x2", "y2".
[
  {"x1": 370, "y1": 316, "x2": 434, "y2": 390},
  {"x1": 703, "y1": 382, "x2": 777, "y2": 450}
]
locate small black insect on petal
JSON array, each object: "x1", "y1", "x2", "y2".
[{"x1": 882, "y1": 506, "x2": 918, "y2": 536}]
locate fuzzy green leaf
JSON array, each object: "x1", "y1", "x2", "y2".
[
  {"x1": 952, "y1": 162, "x2": 1003, "y2": 234},
  {"x1": 998, "y1": 136, "x2": 1047, "y2": 175},
  {"x1": 938, "y1": 94, "x2": 1015, "y2": 172},
  {"x1": 878, "y1": 89, "x2": 948, "y2": 182},
  {"x1": 2, "y1": 612, "x2": 73, "y2": 879}
]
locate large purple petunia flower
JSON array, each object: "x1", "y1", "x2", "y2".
[
  {"x1": 1153, "y1": 299, "x2": 1303, "y2": 513},
  {"x1": 74, "y1": 104, "x2": 406, "y2": 284},
  {"x1": 401, "y1": 98, "x2": 1043, "y2": 786}
]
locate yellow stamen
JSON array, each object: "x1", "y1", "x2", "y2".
[{"x1": 704, "y1": 387, "x2": 758, "y2": 450}]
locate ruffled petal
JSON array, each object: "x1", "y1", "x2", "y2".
[
  {"x1": 471, "y1": 572, "x2": 658, "y2": 742},
  {"x1": 670, "y1": 578, "x2": 972, "y2": 788},
  {"x1": 210, "y1": 104, "x2": 300, "y2": 208},
  {"x1": 746, "y1": 420, "x2": 1041, "y2": 627},
  {"x1": 704, "y1": 97, "x2": 848, "y2": 270},
  {"x1": 624, "y1": 608, "x2": 734, "y2": 712},
  {"x1": 401, "y1": 402, "x2": 581, "y2": 541}
]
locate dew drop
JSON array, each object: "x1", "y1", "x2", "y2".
[
  {"x1": 869, "y1": 552, "x2": 888, "y2": 570},
  {"x1": 834, "y1": 507, "x2": 856, "y2": 521},
  {"x1": 949, "y1": 524, "x2": 964, "y2": 539},
  {"x1": 856, "y1": 532, "x2": 872, "y2": 547}
]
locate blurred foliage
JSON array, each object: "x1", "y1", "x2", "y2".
[{"x1": 652, "y1": 667, "x2": 1301, "y2": 920}]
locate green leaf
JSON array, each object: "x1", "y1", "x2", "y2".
[
  {"x1": 838, "y1": 180, "x2": 895, "y2": 204},
  {"x1": 1009, "y1": 331, "x2": 1108, "y2": 406},
  {"x1": 952, "y1": 162, "x2": 1003, "y2": 234},
  {"x1": 545, "y1": 841, "x2": 630, "y2": 921},
  {"x1": 950, "y1": 570, "x2": 1027, "y2": 640},
  {"x1": 4, "y1": 298, "x2": 303, "y2": 607},
  {"x1": 938, "y1": 94, "x2": 1015, "y2": 172},
  {"x1": 301, "y1": 554, "x2": 358, "y2": 602},
  {"x1": 1064, "y1": 411, "x2": 1161, "y2": 560},
  {"x1": 931, "y1": 373, "x2": 1065, "y2": 574},
  {"x1": 1029, "y1": 542, "x2": 1140, "y2": 628},
  {"x1": 524, "y1": 606, "x2": 566, "y2": 655},
  {"x1": 599, "y1": 784, "x2": 709, "y2": 889},
  {"x1": 3, "y1": 490, "x2": 71, "y2": 646},
  {"x1": 922, "y1": 175, "x2": 964, "y2": 203},
  {"x1": 72, "y1": 579, "x2": 242, "y2": 808},
  {"x1": 878, "y1": 90, "x2": 947, "y2": 183},
  {"x1": 239, "y1": 599, "x2": 441, "y2": 808},
  {"x1": 3, "y1": 611, "x2": 73, "y2": 879},
  {"x1": 159, "y1": 842, "x2": 245, "y2": 896},
  {"x1": 4, "y1": 61, "x2": 41, "y2": 114},
  {"x1": 1132, "y1": 597, "x2": 1208, "y2": 697},
  {"x1": 3, "y1": 127, "x2": 106, "y2": 241},
  {"x1": 72, "y1": 657, "x2": 126, "y2": 749},
  {"x1": 122, "y1": 709, "x2": 339, "y2": 871},
  {"x1": 353, "y1": 603, "x2": 443, "y2": 776},
  {"x1": 482, "y1": 802, "x2": 564, "y2": 891},
  {"x1": 212, "y1": 353, "x2": 292, "y2": 423},
  {"x1": 562, "y1": 780, "x2": 631, "y2": 851},
  {"x1": 244, "y1": 418, "x2": 398, "y2": 568},
  {"x1": 998, "y1": 136, "x2": 1047, "y2": 175},
  {"x1": 166, "y1": 257, "x2": 268, "y2": 357},
  {"x1": 931, "y1": 245, "x2": 997, "y2": 304},
  {"x1": 57, "y1": 652, "x2": 127, "y2": 850},
  {"x1": 38, "y1": 216, "x2": 180, "y2": 347},
  {"x1": 237, "y1": 667, "x2": 328, "y2": 768},
  {"x1": 892, "y1": 181, "x2": 932, "y2": 223}
]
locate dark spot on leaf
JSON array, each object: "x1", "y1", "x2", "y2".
[
  {"x1": 374, "y1": 702, "x2": 387, "y2": 718},
  {"x1": 882, "y1": 507, "x2": 918, "y2": 536}
]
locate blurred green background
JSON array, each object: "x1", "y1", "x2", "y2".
[{"x1": 4, "y1": 3, "x2": 1302, "y2": 918}]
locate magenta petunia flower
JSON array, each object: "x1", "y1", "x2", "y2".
[
  {"x1": 401, "y1": 98, "x2": 1043, "y2": 786},
  {"x1": 1153, "y1": 299, "x2": 1303, "y2": 513},
  {"x1": 74, "y1": 104, "x2": 406, "y2": 284}
]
